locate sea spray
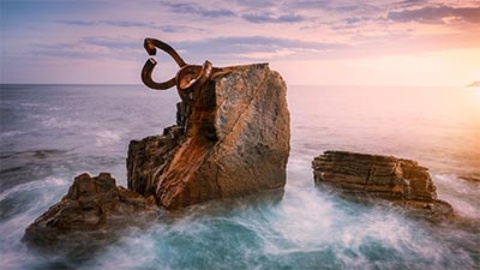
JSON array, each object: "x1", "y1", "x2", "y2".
[{"x1": 0, "y1": 85, "x2": 478, "y2": 268}]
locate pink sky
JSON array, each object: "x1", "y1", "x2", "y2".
[{"x1": 1, "y1": 0, "x2": 479, "y2": 86}]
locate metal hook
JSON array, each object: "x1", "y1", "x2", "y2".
[
  {"x1": 141, "y1": 58, "x2": 176, "y2": 90},
  {"x1": 142, "y1": 38, "x2": 206, "y2": 92},
  {"x1": 141, "y1": 38, "x2": 229, "y2": 107},
  {"x1": 143, "y1": 38, "x2": 187, "y2": 67},
  {"x1": 141, "y1": 38, "x2": 188, "y2": 90}
]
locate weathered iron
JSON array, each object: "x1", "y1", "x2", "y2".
[{"x1": 141, "y1": 38, "x2": 224, "y2": 106}]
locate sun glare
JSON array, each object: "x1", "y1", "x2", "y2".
[{"x1": 467, "y1": 86, "x2": 480, "y2": 108}]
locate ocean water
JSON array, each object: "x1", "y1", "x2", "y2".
[{"x1": 0, "y1": 84, "x2": 479, "y2": 269}]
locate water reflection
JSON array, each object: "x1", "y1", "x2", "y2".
[{"x1": 288, "y1": 85, "x2": 480, "y2": 178}]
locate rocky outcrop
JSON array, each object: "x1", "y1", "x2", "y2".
[
  {"x1": 127, "y1": 126, "x2": 185, "y2": 198},
  {"x1": 23, "y1": 173, "x2": 157, "y2": 248},
  {"x1": 312, "y1": 151, "x2": 453, "y2": 218},
  {"x1": 128, "y1": 63, "x2": 290, "y2": 209},
  {"x1": 23, "y1": 63, "x2": 289, "y2": 249}
]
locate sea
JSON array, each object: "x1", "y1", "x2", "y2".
[{"x1": 1, "y1": 84, "x2": 479, "y2": 269}]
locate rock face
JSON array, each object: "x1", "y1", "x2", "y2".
[
  {"x1": 312, "y1": 151, "x2": 453, "y2": 217},
  {"x1": 23, "y1": 173, "x2": 157, "y2": 248},
  {"x1": 128, "y1": 63, "x2": 290, "y2": 209}
]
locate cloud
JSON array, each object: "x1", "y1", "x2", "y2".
[
  {"x1": 163, "y1": 1, "x2": 307, "y2": 24},
  {"x1": 56, "y1": 20, "x2": 205, "y2": 33},
  {"x1": 344, "y1": 16, "x2": 373, "y2": 25},
  {"x1": 173, "y1": 36, "x2": 348, "y2": 62},
  {"x1": 287, "y1": 0, "x2": 333, "y2": 10},
  {"x1": 395, "y1": 0, "x2": 429, "y2": 8},
  {"x1": 99, "y1": 20, "x2": 150, "y2": 28},
  {"x1": 57, "y1": 20, "x2": 96, "y2": 26},
  {"x1": 289, "y1": 0, "x2": 379, "y2": 13},
  {"x1": 159, "y1": 25, "x2": 205, "y2": 33},
  {"x1": 58, "y1": 20, "x2": 149, "y2": 28},
  {"x1": 387, "y1": 5, "x2": 480, "y2": 24},
  {"x1": 31, "y1": 36, "x2": 142, "y2": 61},
  {"x1": 33, "y1": 42, "x2": 103, "y2": 60},
  {"x1": 31, "y1": 34, "x2": 348, "y2": 65},
  {"x1": 233, "y1": 0, "x2": 276, "y2": 8},
  {"x1": 242, "y1": 13, "x2": 306, "y2": 23},
  {"x1": 81, "y1": 36, "x2": 138, "y2": 50},
  {"x1": 161, "y1": 2, "x2": 236, "y2": 18}
]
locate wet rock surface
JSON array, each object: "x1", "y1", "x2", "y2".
[
  {"x1": 23, "y1": 63, "x2": 290, "y2": 249},
  {"x1": 23, "y1": 173, "x2": 158, "y2": 248},
  {"x1": 128, "y1": 63, "x2": 290, "y2": 209},
  {"x1": 313, "y1": 151, "x2": 454, "y2": 218}
]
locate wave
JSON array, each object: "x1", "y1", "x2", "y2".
[
  {"x1": 0, "y1": 176, "x2": 69, "y2": 202},
  {"x1": 94, "y1": 130, "x2": 123, "y2": 147},
  {"x1": 432, "y1": 173, "x2": 480, "y2": 220},
  {"x1": 0, "y1": 149, "x2": 70, "y2": 160},
  {"x1": 0, "y1": 130, "x2": 27, "y2": 140},
  {"x1": 36, "y1": 115, "x2": 87, "y2": 129}
]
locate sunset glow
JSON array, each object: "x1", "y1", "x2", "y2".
[
  {"x1": 1, "y1": 0, "x2": 479, "y2": 86},
  {"x1": 2, "y1": 1, "x2": 480, "y2": 268}
]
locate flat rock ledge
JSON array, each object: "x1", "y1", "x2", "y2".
[
  {"x1": 23, "y1": 173, "x2": 158, "y2": 249},
  {"x1": 313, "y1": 151, "x2": 454, "y2": 219}
]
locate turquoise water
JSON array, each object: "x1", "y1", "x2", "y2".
[{"x1": 1, "y1": 85, "x2": 479, "y2": 269}]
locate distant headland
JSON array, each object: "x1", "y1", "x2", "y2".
[{"x1": 467, "y1": 81, "x2": 480, "y2": 87}]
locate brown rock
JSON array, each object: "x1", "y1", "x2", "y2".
[
  {"x1": 312, "y1": 151, "x2": 454, "y2": 218},
  {"x1": 128, "y1": 63, "x2": 290, "y2": 209},
  {"x1": 23, "y1": 173, "x2": 158, "y2": 248}
]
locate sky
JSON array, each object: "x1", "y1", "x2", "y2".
[{"x1": 1, "y1": 0, "x2": 479, "y2": 86}]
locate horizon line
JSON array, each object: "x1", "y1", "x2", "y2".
[{"x1": 0, "y1": 83, "x2": 472, "y2": 88}]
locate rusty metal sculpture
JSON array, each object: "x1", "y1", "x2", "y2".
[
  {"x1": 141, "y1": 38, "x2": 229, "y2": 106},
  {"x1": 141, "y1": 38, "x2": 236, "y2": 134}
]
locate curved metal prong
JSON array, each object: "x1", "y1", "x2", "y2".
[
  {"x1": 141, "y1": 58, "x2": 176, "y2": 90},
  {"x1": 144, "y1": 38, "x2": 187, "y2": 67},
  {"x1": 176, "y1": 61, "x2": 213, "y2": 91}
]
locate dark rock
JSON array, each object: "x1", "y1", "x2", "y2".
[
  {"x1": 23, "y1": 173, "x2": 158, "y2": 248},
  {"x1": 127, "y1": 128, "x2": 185, "y2": 198},
  {"x1": 128, "y1": 63, "x2": 290, "y2": 209},
  {"x1": 312, "y1": 151, "x2": 454, "y2": 218}
]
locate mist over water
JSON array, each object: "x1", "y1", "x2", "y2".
[{"x1": 1, "y1": 84, "x2": 479, "y2": 269}]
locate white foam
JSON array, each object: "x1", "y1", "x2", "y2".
[
  {"x1": 261, "y1": 187, "x2": 335, "y2": 255},
  {"x1": 1, "y1": 245, "x2": 41, "y2": 270},
  {"x1": 0, "y1": 176, "x2": 69, "y2": 202},
  {"x1": 333, "y1": 209, "x2": 454, "y2": 268},
  {"x1": 18, "y1": 102, "x2": 41, "y2": 108},
  {"x1": 94, "y1": 130, "x2": 122, "y2": 147},
  {"x1": 433, "y1": 174, "x2": 479, "y2": 194},
  {"x1": 0, "y1": 130, "x2": 26, "y2": 139},
  {"x1": 432, "y1": 174, "x2": 480, "y2": 219},
  {"x1": 40, "y1": 116, "x2": 85, "y2": 129},
  {"x1": 0, "y1": 177, "x2": 74, "y2": 269},
  {"x1": 81, "y1": 230, "x2": 160, "y2": 270}
]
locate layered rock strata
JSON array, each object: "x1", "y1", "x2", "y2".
[
  {"x1": 128, "y1": 63, "x2": 290, "y2": 209},
  {"x1": 23, "y1": 173, "x2": 158, "y2": 248},
  {"x1": 312, "y1": 151, "x2": 453, "y2": 217}
]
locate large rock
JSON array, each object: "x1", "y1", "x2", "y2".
[
  {"x1": 23, "y1": 173, "x2": 157, "y2": 248},
  {"x1": 128, "y1": 63, "x2": 290, "y2": 209},
  {"x1": 312, "y1": 151, "x2": 453, "y2": 218}
]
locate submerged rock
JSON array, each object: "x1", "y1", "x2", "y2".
[
  {"x1": 312, "y1": 151, "x2": 454, "y2": 218},
  {"x1": 23, "y1": 173, "x2": 157, "y2": 248},
  {"x1": 128, "y1": 63, "x2": 290, "y2": 209}
]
